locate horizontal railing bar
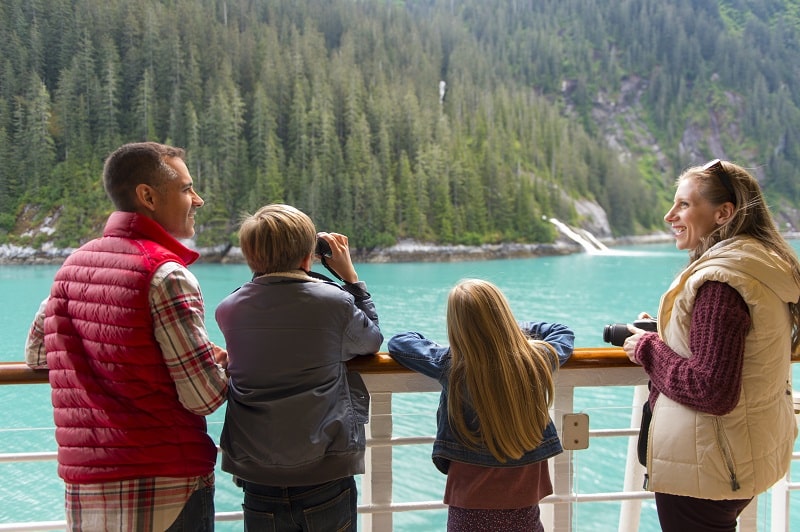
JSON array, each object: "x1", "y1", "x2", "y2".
[
  {"x1": 367, "y1": 431, "x2": 642, "y2": 446},
  {"x1": 0, "y1": 512, "x2": 247, "y2": 532},
  {"x1": 360, "y1": 501, "x2": 447, "y2": 513},
  {"x1": 0, "y1": 431, "x2": 660, "y2": 461},
  {"x1": 214, "y1": 511, "x2": 245, "y2": 522},
  {"x1": 590, "y1": 428, "x2": 639, "y2": 438},
  {"x1": 0, "y1": 431, "x2": 639, "y2": 463},
  {"x1": 356, "y1": 490, "x2": 657, "y2": 516},
  {"x1": 543, "y1": 491, "x2": 654, "y2": 503},
  {"x1": 0, "y1": 348, "x2": 640, "y2": 386},
  {"x1": 0, "y1": 363, "x2": 49, "y2": 385},
  {"x1": 0, "y1": 440, "x2": 438, "y2": 463},
  {"x1": 367, "y1": 436, "x2": 434, "y2": 447},
  {"x1": 0, "y1": 522, "x2": 66, "y2": 532},
  {"x1": 0, "y1": 451, "x2": 56, "y2": 463}
]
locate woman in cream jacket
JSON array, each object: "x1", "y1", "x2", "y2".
[{"x1": 623, "y1": 159, "x2": 800, "y2": 532}]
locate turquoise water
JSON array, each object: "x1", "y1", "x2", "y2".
[{"x1": 1, "y1": 243, "x2": 798, "y2": 529}]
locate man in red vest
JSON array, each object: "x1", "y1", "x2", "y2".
[{"x1": 25, "y1": 142, "x2": 229, "y2": 531}]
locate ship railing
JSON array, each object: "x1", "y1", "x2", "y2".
[{"x1": 1, "y1": 348, "x2": 798, "y2": 531}]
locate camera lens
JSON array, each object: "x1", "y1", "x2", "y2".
[
  {"x1": 602, "y1": 319, "x2": 657, "y2": 347},
  {"x1": 602, "y1": 325, "x2": 612, "y2": 344},
  {"x1": 602, "y1": 324, "x2": 632, "y2": 347}
]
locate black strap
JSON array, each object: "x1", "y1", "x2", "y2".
[
  {"x1": 320, "y1": 256, "x2": 345, "y2": 282},
  {"x1": 313, "y1": 264, "x2": 370, "y2": 300},
  {"x1": 306, "y1": 268, "x2": 339, "y2": 284},
  {"x1": 637, "y1": 400, "x2": 652, "y2": 467}
]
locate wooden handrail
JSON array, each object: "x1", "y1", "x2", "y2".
[
  {"x1": 1, "y1": 347, "x2": 633, "y2": 385},
  {"x1": 0, "y1": 362, "x2": 49, "y2": 384}
]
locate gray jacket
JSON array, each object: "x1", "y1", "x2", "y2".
[{"x1": 215, "y1": 271, "x2": 382, "y2": 486}]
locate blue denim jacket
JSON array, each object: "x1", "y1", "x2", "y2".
[{"x1": 387, "y1": 321, "x2": 574, "y2": 474}]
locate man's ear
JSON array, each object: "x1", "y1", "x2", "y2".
[{"x1": 135, "y1": 183, "x2": 157, "y2": 212}]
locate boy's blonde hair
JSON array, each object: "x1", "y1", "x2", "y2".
[
  {"x1": 239, "y1": 204, "x2": 316, "y2": 275},
  {"x1": 446, "y1": 279, "x2": 557, "y2": 462}
]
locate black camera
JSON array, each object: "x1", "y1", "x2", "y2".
[
  {"x1": 315, "y1": 237, "x2": 332, "y2": 258},
  {"x1": 603, "y1": 318, "x2": 657, "y2": 347}
]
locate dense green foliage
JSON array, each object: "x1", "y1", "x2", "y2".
[{"x1": 2, "y1": 0, "x2": 800, "y2": 249}]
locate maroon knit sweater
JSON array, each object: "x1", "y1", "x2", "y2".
[{"x1": 635, "y1": 281, "x2": 751, "y2": 416}]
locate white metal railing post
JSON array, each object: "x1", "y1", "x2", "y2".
[
  {"x1": 619, "y1": 383, "x2": 648, "y2": 532},
  {"x1": 738, "y1": 497, "x2": 758, "y2": 531},
  {"x1": 554, "y1": 364, "x2": 651, "y2": 532},
  {"x1": 770, "y1": 471, "x2": 792, "y2": 531},
  {"x1": 363, "y1": 391, "x2": 393, "y2": 532},
  {"x1": 551, "y1": 381, "x2": 575, "y2": 531}
]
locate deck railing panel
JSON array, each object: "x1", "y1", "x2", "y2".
[{"x1": 0, "y1": 350, "x2": 796, "y2": 531}]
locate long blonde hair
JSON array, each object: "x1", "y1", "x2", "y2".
[
  {"x1": 681, "y1": 160, "x2": 800, "y2": 358},
  {"x1": 446, "y1": 279, "x2": 558, "y2": 462}
]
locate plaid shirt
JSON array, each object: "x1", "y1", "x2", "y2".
[{"x1": 26, "y1": 261, "x2": 228, "y2": 530}]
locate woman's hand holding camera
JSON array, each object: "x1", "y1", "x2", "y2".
[
  {"x1": 622, "y1": 312, "x2": 654, "y2": 364},
  {"x1": 315, "y1": 232, "x2": 358, "y2": 284}
]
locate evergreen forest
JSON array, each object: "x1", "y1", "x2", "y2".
[{"x1": 3, "y1": 0, "x2": 800, "y2": 251}]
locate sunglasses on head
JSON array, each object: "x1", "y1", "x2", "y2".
[{"x1": 703, "y1": 159, "x2": 736, "y2": 205}]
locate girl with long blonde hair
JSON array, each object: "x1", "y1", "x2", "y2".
[{"x1": 389, "y1": 279, "x2": 574, "y2": 531}]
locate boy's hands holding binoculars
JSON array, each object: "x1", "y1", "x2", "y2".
[{"x1": 315, "y1": 232, "x2": 358, "y2": 284}]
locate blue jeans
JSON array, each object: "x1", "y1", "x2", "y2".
[
  {"x1": 166, "y1": 485, "x2": 215, "y2": 531},
  {"x1": 238, "y1": 476, "x2": 357, "y2": 532}
]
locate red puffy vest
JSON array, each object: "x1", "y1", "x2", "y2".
[{"x1": 44, "y1": 212, "x2": 217, "y2": 483}]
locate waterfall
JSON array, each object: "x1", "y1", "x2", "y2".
[
  {"x1": 577, "y1": 228, "x2": 610, "y2": 252},
  {"x1": 549, "y1": 218, "x2": 609, "y2": 254}
]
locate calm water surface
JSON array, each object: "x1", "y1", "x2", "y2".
[{"x1": 1, "y1": 242, "x2": 798, "y2": 530}]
